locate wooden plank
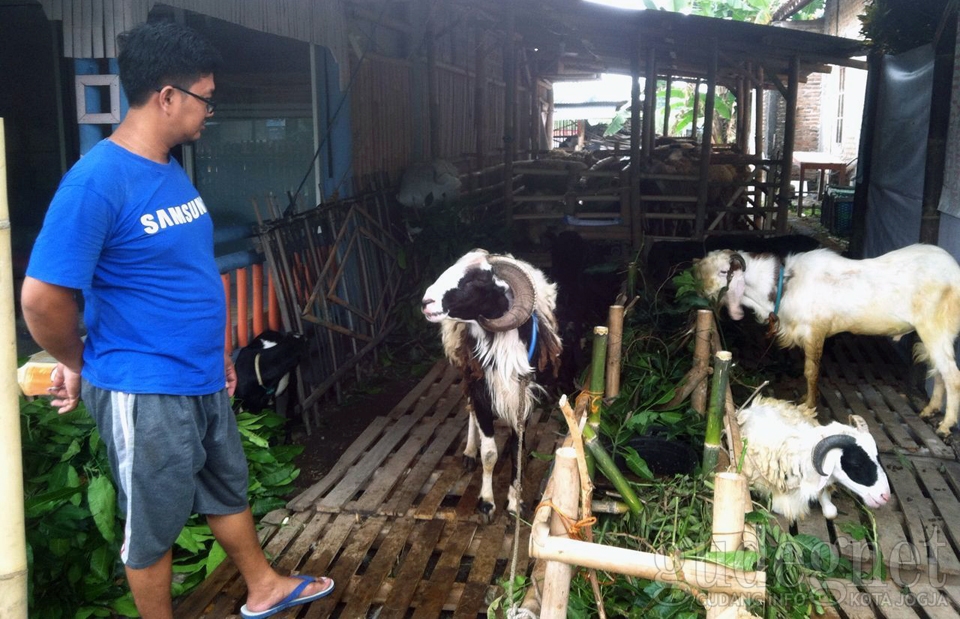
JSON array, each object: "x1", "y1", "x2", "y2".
[
  {"x1": 453, "y1": 522, "x2": 508, "y2": 619},
  {"x1": 841, "y1": 336, "x2": 876, "y2": 383},
  {"x1": 827, "y1": 336, "x2": 860, "y2": 385},
  {"x1": 386, "y1": 360, "x2": 454, "y2": 420},
  {"x1": 880, "y1": 455, "x2": 932, "y2": 569},
  {"x1": 415, "y1": 462, "x2": 468, "y2": 520},
  {"x1": 286, "y1": 415, "x2": 390, "y2": 510},
  {"x1": 911, "y1": 457, "x2": 960, "y2": 577},
  {"x1": 841, "y1": 383, "x2": 917, "y2": 452},
  {"x1": 382, "y1": 416, "x2": 468, "y2": 516},
  {"x1": 339, "y1": 518, "x2": 417, "y2": 617},
  {"x1": 349, "y1": 413, "x2": 447, "y2": 513},
  {"x1": 298, "y1": 513, "x2": 364, "y2": 578},
  {"x1": 869, "y1": 493, "x2": 915, "y2": 577},
  {"x1": 859, "y1": 579, "x2": 923, "y2": 618},
  {"x1": 861, "y1": 384, "x2": 922, "y2": 453},
  {"x1": 412, "y1": 521, "x2": 478, "y2": 618},
  {"x1": 822, "y1": 380, "x2": 897, "y2": 452},
  {"x1": 274, "y1": 512, "x2": 332, "y2": 574},
  {"x1": 876, "y1": 384, "x2": 954, "y2": 459},
  {"x1": 316, "y1": 413, "x2": 424, "y2": 511},
  {"x1": 906, "y1": 581, "x2": 955, "y2": 619},
  {"x1": 302, "y1": 516, "x2": 387, "y2": 618},
  {"x1": 378, "y1": 519, "x2": 447, "y2": 619}
]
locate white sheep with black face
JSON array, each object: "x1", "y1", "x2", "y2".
[
  {"x1": 694, "y1": 244, "x2": 960, "y2": 436},
  {"x1": 737, "y1": 396, "x2": 890, "y2": 522},
  {"x1": 422, "y1": 249, "x2": 562, "y2": 522}
]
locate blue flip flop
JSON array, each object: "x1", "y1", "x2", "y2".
[{"x1": 239, "y1": 575, "x2": 335, "y2": 619}]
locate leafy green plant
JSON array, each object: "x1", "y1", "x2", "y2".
[{"x1": 21, "y1": 397, "x2": 302, "y2": 618}]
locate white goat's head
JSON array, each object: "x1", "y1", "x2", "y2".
[
  {"x1": 694, "y1": 249, "x2": 747, "y2": 320},
  {"x1": 421, "y1": 249, "x2": 537, "y2": 332},
  {"x1": 813, "y1": 415, "x2": 890, "y2": 509}
]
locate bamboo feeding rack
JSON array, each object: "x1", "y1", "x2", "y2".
[{"x1": 525, "y1": 305, "x2": 763, "y2": 617}]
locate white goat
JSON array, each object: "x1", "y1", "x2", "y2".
[
  {"x1": 737, "y1": 396, "x2": 890, "y2": 522},
  {"x1": 422, "y1": 250, "x2": 562, "y2": 522},
  {"x1": 695, "y1": 244, "x2": 960, "y2": 435}
]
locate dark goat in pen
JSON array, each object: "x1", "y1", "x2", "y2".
[{"x1": 233, "y1": 330, "x2": 307, "y2": 416}]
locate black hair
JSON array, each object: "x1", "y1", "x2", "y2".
[{"x1": 116, "y1": 21, "x2": 222, "y2": 106}]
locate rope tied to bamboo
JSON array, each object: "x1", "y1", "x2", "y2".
[{"x1": 535, "y1": 499, "x2": 597, "y2": 541}]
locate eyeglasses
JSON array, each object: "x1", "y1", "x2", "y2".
[{"x1": 159, "y1": 85, "x2": 217, "y2": 114}]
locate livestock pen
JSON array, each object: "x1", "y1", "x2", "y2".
[{"x1": 175, "y1": 263, "x2": 960, "y2": 618}]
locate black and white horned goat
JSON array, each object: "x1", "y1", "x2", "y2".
[
  {"x1": 737, "y1": 396, "x2": 890, "y2": 522},
  {"x1": 422, "y1": 250, "x2": 562, "y2": 521},
  {"x1": 695, "y1": 244, "x2": 960, "y2": 435}
]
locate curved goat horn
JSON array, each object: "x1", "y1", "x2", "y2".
[
  {"x1": 812, "y1": 434, "x2": 858, "y2": 476},
  {"x1": 477, "y1": 257, "x2": 537, "y2": 332},
  {"x1": 730, "y1": 253, "x2": 746, "y2": 272}
]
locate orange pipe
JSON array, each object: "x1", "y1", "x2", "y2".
[
  {"x1": 252, "y1": 263, "x2": 264, "y2": 337},
  {"x1": 222, "y1": 273, "x2": 233, "y2": 354},
  {"x1": 268, "y1": 273, "x2": 280, "y2": 331},
  {"x1": 237, "y1": 267, "x2": 249, "y2": 347}
]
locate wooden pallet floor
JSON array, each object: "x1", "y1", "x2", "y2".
[
  {"x1": 175, "y1": 360, "x2": 562, "y2": 618},
  {"x1": 174, "y1": 334, "x2": 960, "y2": 619}
]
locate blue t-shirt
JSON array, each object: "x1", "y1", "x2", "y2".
[{"x1": 27, "y1": 140, "x2": 226, "y2": 395}]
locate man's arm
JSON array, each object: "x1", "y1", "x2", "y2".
[{"x1": 20, "y1": 276, "x2": 85, "y2": 413}]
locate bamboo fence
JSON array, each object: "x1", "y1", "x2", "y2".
[{"x1": 252, "y1": 180, "x2": 402, "y2": 433}]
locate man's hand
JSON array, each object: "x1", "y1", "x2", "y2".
[
  {"x1": 225, "y1": 352, "x2": 237, "y2": 397},
  {"x1": 49, "y1": 363, "x2": 82, "y2": 414}
]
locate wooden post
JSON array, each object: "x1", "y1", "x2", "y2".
[
  {"x1": 692, "y1": 78, "x2": 701, "y2": 141},
  {"x1": 692, "y1": 309, "x2": 713, "y2": 415},
  {"x1": 695, "y1": 39, "x2": 718, "y2": 240},
  {"x1": 642, "y1": 47, "x2": 657, "y2": 161},
  {"x1": 663, "y1": 75, "x2": 672, "y2": 137},
  {"x1": 474, "y1": 27, "x2": 486, "y2": 168},
  {"x1": 754, "y1": 66, "x2": 765, "y2": 225},
  {"x1": 426, "y1": 22, "x2": 440, "y2": 161},
  {"x1": 629, "y1": 36, "x2": 643, "y2": 248},
  {"x1": 503, "y1": 0, "x2": 517, "y2": 243},
  {"x1": 776, "y1": 56, "x2": 799, "y2": 234},
  {"x1": 606, "y1": 305, "x2": 625, "y2": 398},
  {"x1": 540, "y1": 447, "x2": 579, "y2": 619},
  {"x1": 0, "y1": 118, "x2": 28, "y2": 619},
  {"x1": 706, "y1": 472, "x2": 748, "y2": 618}
]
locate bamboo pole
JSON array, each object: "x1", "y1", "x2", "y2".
[
  {"x1": 0, "y1": 119, "x2": 28, "y2": 618},
  {"x1": 703, "y1": 351, "x2": 733, "y2": 475},
  {"x1": 540, "y1": 447, "x2": 579, "y2": 618},
  {"x1": 529, "y1": 519, "x2": 766, "y2": 600},
  {"x1": 586, "y1": 326, "x2": 607, "y2": 425},
  {"x1": 706, "y1": 472, "x2": 748, "y2": 618},
  {"x1": 605, "y1": 305, "x2": 624, "y2": 398},
  {"x1": 692, "y1": 310, "x2": 713, "y2": 414}
]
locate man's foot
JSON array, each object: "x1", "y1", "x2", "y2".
[{"x1": 240, "y1": 575, "x2": 334, "y2": 619}]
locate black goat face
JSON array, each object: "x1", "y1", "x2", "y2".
[{"x1": 422, "y1": 250, "x2": 509, "y2": 324}]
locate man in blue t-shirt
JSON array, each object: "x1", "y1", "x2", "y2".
[{"x1": 21, "y1": 21, "x2": 332, "y2": 619}]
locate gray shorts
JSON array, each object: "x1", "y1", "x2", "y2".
[{"x1": 82, "y1": 380, "x2": 249, "y2": 569}]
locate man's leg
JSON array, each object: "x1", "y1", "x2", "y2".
[
  {"x1": 125, "y1": 550, "x2": 174, "y2": 619},
  {"x1": 208, "y1": 508, "x2": 330, "y2": 612}
]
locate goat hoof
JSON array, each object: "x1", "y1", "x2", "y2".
[
  {"x1": 937, "y1": 422, "x2": 954, "y2": 437},
  {"x1": 462, "y1": 455, "x2": 478, "y2": 471},
  {"x1": 477, "y1": 500, "x2": 496, "y2": 524},
  {"x1": 506, "y1": 501, "x2": 529, "y2": 525},
  {"x1": 919, "y1": 407, "x2": 936, "y2": 419}
]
